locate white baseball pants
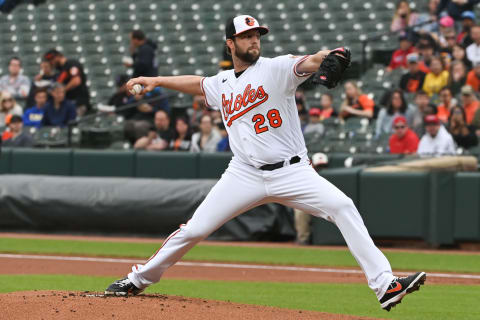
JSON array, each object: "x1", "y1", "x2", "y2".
[{"x1": 128, "y1": 158, "x2": 394, "y2": 299}]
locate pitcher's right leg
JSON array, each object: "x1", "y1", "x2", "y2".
[{"x1": 123, "y1": 160, "x2": 266, "y2": 292}]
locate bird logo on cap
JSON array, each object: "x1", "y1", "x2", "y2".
[{"x1": 245, "y1": 17, "x2": 255, "y2": 26}]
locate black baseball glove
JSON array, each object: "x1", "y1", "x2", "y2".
[{"x1": 311, "y1": 47, "x2": 351, "y2": 89}]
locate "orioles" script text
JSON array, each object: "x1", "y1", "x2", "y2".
[{"x1": 222, "y1": 84, "x2": 269, "y2": 127}]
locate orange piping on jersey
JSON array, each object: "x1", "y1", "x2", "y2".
[
  {"x1": 293, "y1": 55, "x2": 313, "y2": 77},
  {"x1": 200, "y1": 77, "x2": 213, "y2": 108}
]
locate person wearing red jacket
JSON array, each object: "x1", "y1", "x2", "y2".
[
  {"x1": 387, "y1": 35, "x2": 415, "y2": 72},
  {"x1": 389, "y1": 116, "x2": 419, "y2": 154}
]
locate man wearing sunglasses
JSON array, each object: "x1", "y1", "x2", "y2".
[{"x1": 389, "y1": 116, "x2": 419, "y2": 154}]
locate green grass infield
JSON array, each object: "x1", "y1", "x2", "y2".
[
  {"x1": 1, "y1": 238, "x2": 480, "y2": 273},
  {"x1": 0, "y1": 274, "x2": 479, "y2": 320}
]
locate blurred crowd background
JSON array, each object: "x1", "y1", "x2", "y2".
[{"x1": 2, "y1": 0, "x2": 480, "y2": 159}]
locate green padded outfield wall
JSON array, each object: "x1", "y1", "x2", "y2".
[
  {"x1": 197, "y1": 153, "x2": 232, "y2": 179},
  {"x1": 10, "y1": 148, "x2": 72, "y2": 176},
  {"x1": 359, "y1": 172, "x2": 430, "y2": 239},
  {"x1": 455, "y1": 173, "x2": 480, "y2": 241},
  {"x1": 72, "y1": 149, "x2": 135, "y2": 177},
  {"x1": 135, "y1": 151, "x2": 198, "y2": 179},
  {"x1": 0, "y1": 148, "x2": 12, "y2": 174},
  {"x1": 311, "y1": 167, "x2": 363, "y2": 245},
  {"x1": 428, "y1": 172, "x2": 455, "y2": 246},
  {"x1": 1, "y1": 149, "x2": 405, "y2": 178},
  {"x1": 312, "y1": 171, "x2": 463, "y2": 246}
]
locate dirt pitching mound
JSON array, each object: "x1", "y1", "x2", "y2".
[{"x1": 0, "y1": 291, "x2": 384, "y2": 320}]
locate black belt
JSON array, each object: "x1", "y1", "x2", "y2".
[{"x1": 259, "y1": 156, "x2": 301, "y2": 171}]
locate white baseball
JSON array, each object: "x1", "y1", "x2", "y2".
[{"x1": 129, "y1": 84, "x2": 143, "y2": 95}]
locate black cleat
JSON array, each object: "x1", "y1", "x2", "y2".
[
  {"x1": 104, "y1": 277, "x2": 144, "y2": 296},
  {"x1": 380, "y1": 272, "x2": 426, "y2": 311}
]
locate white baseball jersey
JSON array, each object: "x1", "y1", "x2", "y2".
[
  {"x1": 201, "y1": 55, "x2": 312, "y2": 167},
  {"x1": 127, "y1": 55, "x2": 396, "y2": 303}
]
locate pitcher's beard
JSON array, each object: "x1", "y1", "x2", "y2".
[{"x1": 235, "y1": 46, "x2": 260, "y2": 63}]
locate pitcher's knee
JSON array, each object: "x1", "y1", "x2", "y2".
[
  {"x1": 336, "y1": 196, "x2": 356, "y2": 213},
  {"x1": 182, "y1": 225, "x2": 209, "y2": 243}
]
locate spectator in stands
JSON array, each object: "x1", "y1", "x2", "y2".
[
  {"x1": 1, "y1": 115, "x2": 33, "y2": 148},
  {"x1": 25, "y1": 59, "x2": 56, "y2": 109},
  {"x1": 440, "y1": 51, "x2": 453, "y2": 73},
  {"x1": 210, "y1": 110, "x2": 222, "y2": 124},
  {"x1": 437, "y1": 87, "x2": 458, "y2": 123},
  {"x1": 448, "y1": 105, "x2": 478, "y2": 149},
  {"x1": 23, "y1": 88, "x2": 49, "y2": 128},
  {"x1": 34, "y1": 59, "x2": 56, "y2": 85},
  {"x1": 434, "y1": 16, "x2": 455, "y2": 50},
  {"x1": 44, "y1": 49, "x2": 90, "y2": 116},
  {"x1": 41, "y1": 83, "x2": 76, "y2": 127},
  {"x1": 460, "y1": 84, "x2": 479, "y2": 124},
  {"x1": 134, "y1": 110, "x2": 174, "y2": 151},
  {"x1": 319, "y1": 93, "x2": 337, "y2": 120},
  {"x1": 127, "y1": 30, "x2": 158, "y2": 78},
  {"x1": 452, "y1": 44, "x2": 472, "y2": 69},
  {"x1": 0, "y1": 57, "x2": 30, "y2": 103},
  {"x1": 376, "y1": 89, "x2": 415, "y2": 138},
  {"x1": 124, "y1": 87, "x2": 170, "y2": 143},
  {"x1": 389, "y1": 115, "x2": 420, "y2": 154},
  {"x1": 418, "y1": 114, "x2": 456, "y2": 156},
  {"x1": 339, "y1": 81, "x2": 374, "y2": 120},
  {"x1": 391, "y1": 1, "x2": 418, "y2": 34},
  {"x1": 0, "y1": 91, "x2": 22, "y2": 127},
  {"x1": 386, "y1": 35, "x2": 415, "y2": 72},
  {"x1": 399, "y1": 53, "x2": 426, "y2": 93},
  {"x1": 411, "y1": 90, "x2": 438, "y2": 137},
  {"x1": 469, "y1": 100, "x2": 480, "y2": 130},
  {"x1": 422, "y1": 56, "x2": 449, "y2": 96},
  {"x1": 415, "y1": 0, "x2": 440, "y2": 34},
  {"x1": 303, "y1": 108, "x2": 324, "y2": 136},
  {"x1": 295, "y1": 90, "x2": 308, "y2": 129},
  {"x1": 108, "y1": 74, "x2": 130, "y2": 108},
  {"x1": 457, "y1": 11, "x2": 475, "y2": 47},
  {"x1": 466, "y1": 25, "x2": 480, "y2": 66},
  {"x1": 436, "y1": 0, "x2": 480, "y2": 21},
  {"x1": 168, "y1": 117, "x2": 192, "y2": 151},
  {"x1": 442, "y1": 29, "x2": 458, "y2": 54},
  {"x1": 466, "y1": 61, "x2": 480, "y2": 91},
  {"x1": 417, "y1": 42, "x2": 436, "y2": 73},
  {"x1": 449, "y1": 60, "x2": 468, "y2": 95},
  {"x1": 216, "y1": 121, "x2": 230, "y2": 152},
  {"x1": 188, "y1": 95, "x2": 208, "y2": 130},
  {"x1": 190, "y1": 114, "x2": 222, "y2": 153}
]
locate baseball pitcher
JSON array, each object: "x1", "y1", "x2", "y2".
[{"x1": 105, "y1": 15, "x2": 426, "y2": 311}]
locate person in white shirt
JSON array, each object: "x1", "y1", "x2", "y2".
[
  {"x1": 190, "y1": 114, "x2": 222, "y2": 153},
  {"x1": 417, "y1": 114, "x2": 456, "y2": 156},
  {"x1": 0, "y1": 57, "x2": 31, "y2": 102},
  {"x1": 303, "y1": 108, "x2": 324, "y2": 136},
  {"x1": 466, "y1": 25, "x2": 480, "y2": 66}
]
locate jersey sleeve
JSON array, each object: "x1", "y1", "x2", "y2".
[
  {"x1": 269, "y1": 55, "x2": 314, "y2": 95},
  {"x1": 200, "y1": 75, "x2": 220, "y2": 110}
]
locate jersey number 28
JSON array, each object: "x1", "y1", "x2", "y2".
[{"x1": 252, "y1": 109, "x2": 283, "y2": 134}]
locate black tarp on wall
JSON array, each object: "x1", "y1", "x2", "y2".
[{"x1": 0, "y1": 175, "x2": 295, "y2": 241}]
